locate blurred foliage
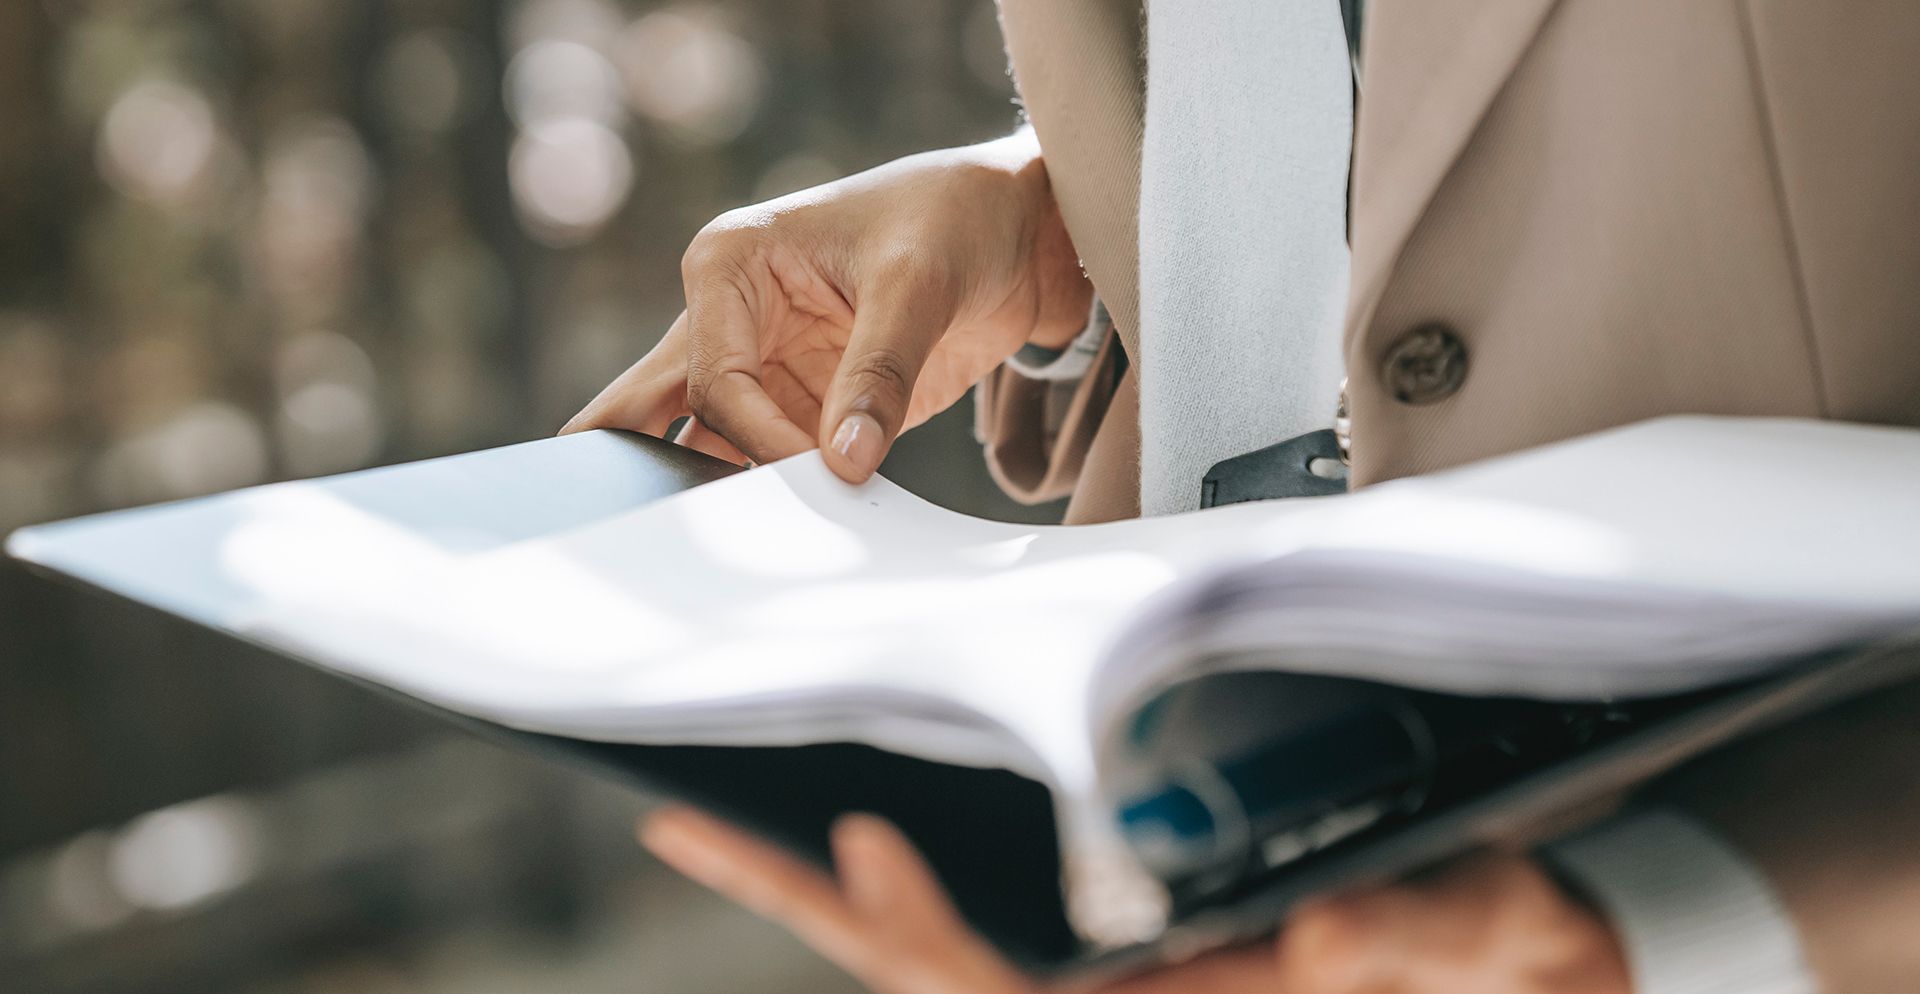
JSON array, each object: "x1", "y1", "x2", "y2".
[
  {"x1": 0, "y1": 1, "x2": 1031, "y2": 991},
  {"x1": 0, "y1": 0, "x2": 1026, "y2": 531}
]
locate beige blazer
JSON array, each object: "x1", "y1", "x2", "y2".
[
  {"x1": 979, "y1": 1, "x2": 1920, "y2": 987},
  {"x1": 979, "y1": 0, "x2": 1920, "y2": 521}
]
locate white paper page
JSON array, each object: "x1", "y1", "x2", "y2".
[
  {"x1": 17, "y1": 415, "x2": 1920, "y2": 792},
  {"x1": 1089, "y1": 416, "x2": 1920, "y2": 733},
  {"x1": 17, "y1": 415, "x2": 1920, "y2": 948},
  {"x1": 4, "y1": 429, "x2": 1314, "y2": 945},
  {"x1": 6, "y1": 429, "x2": 1309, "y2": 794},
  {"x1": 18, "y1": 415, "x2": 1920, "y2": 792}
]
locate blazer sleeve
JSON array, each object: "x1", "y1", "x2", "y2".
[
  {"x1": 1546, "y1": 810, "x2": 1813, "y2": 994},
  {"x1": 973, "y1": 315, "x2": 1127, "y2": 505},
  {"x1": 1638, "y1": 672, "x2": 1920, "y2": 993}
]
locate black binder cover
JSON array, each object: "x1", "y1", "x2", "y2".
[{"x1": 16, "y1": 432, "x2": 1914, "y2": 977}]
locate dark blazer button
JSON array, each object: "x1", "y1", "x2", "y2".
[{"x1": 1381, "y1": 322, "x2": 1468, "y2": 405}]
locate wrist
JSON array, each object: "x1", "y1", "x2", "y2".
[
  {"x1": 1011, "y1": 145, "x2": 1090, "y2": 349},
  {"x1": 1023, "y1": 194, "x2": 1090, "y2": 349},
  {"x1": 947, "y1": 128, "x2": 1089, "y2": 350},
  {"x1": 967, "y1": 127, "x2": 1058, "y2": 241}
]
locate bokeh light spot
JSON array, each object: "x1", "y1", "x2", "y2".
[
  {"x1": 93, "y1": 401, "x2": 270, "y2": 506},
  {"x1": 275, "y1": 331, "x2": 384, "y2": 476},
  {"x1": 106, "y1": 796, "x2": 263, "y2": 912},
  {"x1": 46, "y1": 832, "x2": 134, "y2": 932},
  {"x1": 97, "y1": 78, "x2": 218, "y2": 207},
  {"x1": 617, "y1": 8, "x2": 763, "y2": 145},
  {"x1": 506, "y1": 39, "x2": 624, "y2": 129},
  {"x1": 507, "y1": 0, "x2": 624, "y2": 53},
  {"x1": 508, "y1": 118, "x2": 634, "y2": 246}
]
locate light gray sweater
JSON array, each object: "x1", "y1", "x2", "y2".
[{"x1": 1137, "y1": 0, "x2": 1352, "y2": 515}]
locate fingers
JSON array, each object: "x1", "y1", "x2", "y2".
[
  {"x1": 818, "y1": 276, "x2": 951, "y2": 483},
  {"x1": 675, "y1": 417, "x2": 750, "y2": 465},
  {"x1": 835, "y1": 814, "x2": 955, "y2": 924},
  {"x1": 557, "y1": 304, "x2": 774, "y2": 469},
  {"x1": 1272, "y1": 855, "x2": 1632, "y2": 994},
  {"x1": 642, "y1": 807, "x2": 1033, "y2": 994},
  {"x1": 832, "y1": 815, "x2": 1031, "y2": 994},
  {"x1": 1095, "y1": 943, "x2": 1282, "y2": 994},
  {"x1": 1272, "y1": 888, "x2": 1415, "y2": 992},
  {"x1": 640, "y1": 807, "x2": 877, "y2": 975},
  {"x1": 577, "y1": 226, "x2": 955, "y2": 475},
  {"x1": 682, "y1": 270, "x2": 817, "y2": 464},
  {"x1": 560, "y1": 313, "x2": 693, "y2": 436}
]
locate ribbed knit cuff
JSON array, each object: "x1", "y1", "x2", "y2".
[
  {"x1": 1543, "y1": 809, "x2": 1815, "y2": 994},
  {"x1": 1004, "y1": 299, "x2": 1108, "y2": 382}
]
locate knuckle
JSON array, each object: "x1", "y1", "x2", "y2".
[
  {"x1": 867, "y1": 239, "x2": 923, "y2": 280},
  {"x1": 841, "y1": 348, "x2": 916, "y2": 407},
  {"x1": 683, "y1": 352, "x2": 723, "y2": 413},
  {"x1": 683, "y1": 215, "x2": 761, "y2": 278},
  {"x1": 1279, "y1": 897, "x2": 1372, "y2": 965},
  {"x1": 866, "y1": 238, "x2": 962, "y2": 308},
  {"x1": 680, "y1": 236, "x2": 729, "y2": 281},
  {"x1": 864, "y1": 240, "x2": 947, "y2": 297}
]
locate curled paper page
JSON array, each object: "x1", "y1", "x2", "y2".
[{"x1": 14, "y1": 415, "x2": 1920, "y2": 947}]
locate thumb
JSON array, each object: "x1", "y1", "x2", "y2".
[{"x1": 819, "y1": 282, "x2": 948, "y2": 483}]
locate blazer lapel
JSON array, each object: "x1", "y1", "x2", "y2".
[
  {"x1": 998, "y1": 0, "x2": 1145, "y2": 359},
  {"x1": 1347, "y1": 0, "x2": 1562, "y2": 340}
]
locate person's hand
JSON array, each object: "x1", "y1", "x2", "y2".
[
  {"x1": 639, "y1": 807, "x2": 1279, "y2": 994},
  {"x1": 562, "y1": 129, "x2": 1091, "y2": 482},
  {"x1": 1272, "y1": 855, "x2": 1633, "y2": 994},
  {"x1": 638, "y1": 806, "x2": 1633, "y2": 994}
]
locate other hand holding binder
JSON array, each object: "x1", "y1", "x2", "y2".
[{"x1": 12, "y1": 415, "x2": 1920, "y2": 973}]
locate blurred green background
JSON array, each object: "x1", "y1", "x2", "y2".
[{"x1": 0, "y1": 1, "x2": 1056, "y2": 990}]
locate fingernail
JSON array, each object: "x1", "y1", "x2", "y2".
[
  {"x1": 641, "y1": 811, "x2": 722, "y2": 881},
  {"x1": 829, "y1": 412, "x2": 884, "y2": 479},
  {"x1": 833, "y1": 814, "x2": 893, "y2": 912},
  {"x1": 639, "y1": 810, "x2": 692, "y2": 856}
]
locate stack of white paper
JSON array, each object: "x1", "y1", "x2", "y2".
[
  {"x1": 1091, "y1": 416, "x2": 1920, "y2": 733},
  {"x1": 13, "y1": 415, "x2": 1920, "y2": 944},
  {"x1": 13, "y1": 416, "x2": 1920, "y2": 793}
]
